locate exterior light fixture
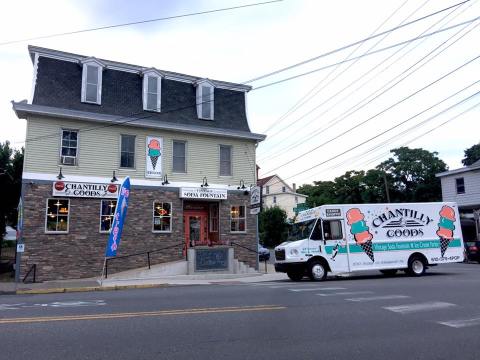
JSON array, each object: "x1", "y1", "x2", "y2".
[
  {"x1": 161, "y1": 174, "x2": 170, "y2": 185},
  {"x1": 110, "y1": 170, "x2": 118, "y2": 183},
  {"x1": 237, "y1": 179, "x2": 246, "y2": 190},
  {"x1": 57, "y1": 167, "x2": 65, "y2": 180},
  {"x1": 201, "y1": 177, "x2": 209, "y2": 187}
]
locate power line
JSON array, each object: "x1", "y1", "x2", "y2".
[
  {"x1": 261, "y1": 53, "x2": 480, "y2": 175},
  {"x1": 252, "y1": 15, "x2": 479, "y2": 91},
  {"x1": 244, "y1": 0, "x2": 470, "y2": 84},
  {"x1": 260, "y1": 7, "x2": 477, "y2": 162},
  {"x1": 0, "y1": 0, "x2": 283, "y2": 46},
  {"x1": 260, "y1": 0, "x2": 413, "y2": 134},
  {"x1": 258, "y1": 0, "x2": 472, "y2": 159}
]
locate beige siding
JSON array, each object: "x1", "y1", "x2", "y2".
[
  {"x1": 24, "y1": 116, "x2": 256, "y2": 185},
  {"x1": 441, "y1": 171, "x2": 480, "y2": 207},
  {"x1": 263, "y1": 193, "x2": 307, "y2": 219}
]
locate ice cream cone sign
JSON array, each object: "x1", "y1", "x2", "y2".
[
  {"x1": 148, "y1": 139, "x2": 161, "y2": 170},
  {"x1": 436, "y1": 205, "x2": 456, "y2": 257},
  {"x1": 347, "y1": 208, "x2": 375, "y2": 262}
]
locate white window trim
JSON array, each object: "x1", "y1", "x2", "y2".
[
  {"x1": 142, "y1": 71, "x2": 162, "y2": 112},
  {"x1": 152, "y1": 201, "x2": 173, "y2": 233},
  {"x1": 99, "y1": 199, "x2": 117, "y2": 234},
  {"x1": 59, "y1": 128, "x2": 79, "y2": 166},
  {"x1": 45, "y1": 198, "x2": 70, "y2": 234},
  {"x1": 230, "y1": 205, "x2": 247, "y2": 233},
  {"x1": 196, "y1": 80, "x2": 214, "y2": 120},
  {"x1": 172, "y1": 140, "x2": 187, "y2": 174},
  {"x1": 81, "y1": 59, "x2": 103, "y2": 104},
  {"x1": 119, "y1": 134, "x2": 136, "y2": 170},
  {"x1": 219, "y1": 144, "x2": 233, "y2": 177}
]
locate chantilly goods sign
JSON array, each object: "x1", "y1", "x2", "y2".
[
  {"x1": 180, "y1": 187, "x2": 227, "y2": 200},
  {"x1": 52, "y1": 181, "x2": 119, "y2": 199}
]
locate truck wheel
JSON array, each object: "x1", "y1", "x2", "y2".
[
  {"x1": 287, "y1": 271, "x2": 303, "y2": 281},
  {"x1": 308, "y1": 261, "x2": 327, "y2": 281},
  {"x1": 407, "y1": 256, "x2": 425, "y2": 276},
  {"x1": 380, "y1": 269, "x2": 398, "y2": 276}
]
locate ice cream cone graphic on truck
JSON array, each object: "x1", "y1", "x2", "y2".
[
  {"x1": 147, "y1": 139, "x2": 161, "y2": 170},
  {"x1": 347, "y1": 208, "x2": 374, "y2": 262},
  {"x1": 436, "y1": 205, "x2": 456, "y2": 257}
]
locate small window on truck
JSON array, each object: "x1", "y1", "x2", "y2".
[
  {"x1": 310, "y1": 220, "x2": 323, "y2": 240},
  {"x1": 323, "y1": 220, "x2": 343, "y2": 240}
]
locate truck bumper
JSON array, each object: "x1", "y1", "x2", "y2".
[{"x1": 274, "y1": 262, "x2": 305, "y2": 273}]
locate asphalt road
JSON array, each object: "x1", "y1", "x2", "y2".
[{"x1": 1, "y1": 262, "x2": 479, "y2": 360}]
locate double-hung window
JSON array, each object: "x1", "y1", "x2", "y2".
[
  {"x1": 172, "y1": 140, "x2": 186, "y2": 173},
  {"x1": 45, "y1": 199, "x2": 70, "y2": 233},
  {"x1": 81, "y1": 59, "x2": 103, "y2": 104},
  {"x1": 219, "y1": 145, "x2": 232, "y2": 176},
  {"x1": 196, "y1": 81, "x2": 214, "y2": 120},
  {"x1": 143, "y1": 72, "x2": 161, "y2": 112},
  {"x1": 153, "y1": 202, "x2": 172, "y2": 232},
  {"x1": 61, "y1": 129, "x2": 78, "y2": 166},
  {"x1": 120, "y1": 135, "x2": 135, "y2": 168},
  {"x1": 456, "y1": 178, "x2": 465, "y2": 194},
  {"x1": 230, "y1": 205, "x2": 246, "y2": 232},
  {"x1": 100, "y1": 200, "x2": 117, "y2": 233}
]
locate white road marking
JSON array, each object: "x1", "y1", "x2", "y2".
[
  {"x1": 0, "y1": 303, "x2": 26, "y2": 311},
  {"x1": 438, "y1": 317, "x2": 480, "y2": 328},
  {"x1": 289, "y1": 287, "x2": 346, "y2": 292},
  {"x1": 384, "y1": 302, "x2": 456, "y2": 314},
  {"x1": 346, "y1": 295, "x2": 410, "y2": 302},
  {"x1": 316, "y1": 291, "x2": 373, "y2": 297},
  {"x1": 7, "y1": 300, "x2": 106, "y2": 310}
]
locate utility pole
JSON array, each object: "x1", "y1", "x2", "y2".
[{"x1": 383, "y1": 172, "x2": 391, "y2": 203}]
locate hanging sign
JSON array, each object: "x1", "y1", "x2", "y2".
[
  {"x1": 145, "y1": 136, "x2": 163, "y2": 178},
  {"x1": 105, "y1": 177, "x2": 131, "y2": 257}
]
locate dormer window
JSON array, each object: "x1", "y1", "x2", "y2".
[
  {"x1": 142, "y1": 69, "x2": 162, "y2": 112},
  {"x1": 81, "y1": 58, "x2": 104, "y2": 104},
  {"x1": 196, "y1": 80, "x2": 214, "y2": 120}
]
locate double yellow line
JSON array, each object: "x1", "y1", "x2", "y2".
[{"x1": 0, "y1": 305, "x2": 286, "y2": 324}]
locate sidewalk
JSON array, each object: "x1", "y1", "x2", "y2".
[{"x1": 0, "y1": 264, "x2": 288, "y2": 295}]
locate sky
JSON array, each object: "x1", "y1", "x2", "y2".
[{"x1": 0, "y1": 0, "x2": 479, "y2": 187}]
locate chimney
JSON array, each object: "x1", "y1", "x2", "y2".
[{"x1": 293, "y1": 183, "x2": 296, "y2": 192}]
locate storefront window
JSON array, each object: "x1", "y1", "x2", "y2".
[
  {"x1": 153, "y1": 202, "x2": 172, "y2": 232},
  {"x1": 45, "y1": 199, "x2": 70, "y2": 233},
  {"x1": 230, "y1": 205, "x2": 246, "y2": 232},
  {"x1": 100, "y1": 200, "x2": 117, "y2": 233},
  {"x1": 210, "y1": 203, "x2": 219, "y2": 232}
]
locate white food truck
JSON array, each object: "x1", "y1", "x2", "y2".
[{"x1": 274, "y1": 202, "x2": 464, "y2": 281}]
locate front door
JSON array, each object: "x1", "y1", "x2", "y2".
[{"x1": 184, "y1": 211, "x2": 208, "y2": 255}]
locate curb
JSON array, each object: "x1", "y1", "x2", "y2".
[{"x1": 15, "y1": 283, "x2": 169, "y2": 295}]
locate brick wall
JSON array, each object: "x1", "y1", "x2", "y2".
[{"x1": 20, "y1": 182, "x2": 257, "y2": 281}]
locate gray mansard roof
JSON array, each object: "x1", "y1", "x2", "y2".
[{"x1": 15, "y1": 46, "x2": 264, "y2": 140}]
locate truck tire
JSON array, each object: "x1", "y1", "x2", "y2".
[
  {"x1": 287, "y1": 270, "x2": 303, "y2": 281},
  {"x1": 406, "y1": 256, "x2": 425, "y2": 276},
  {"x1": 308, "y1": 260, "x2": 327, "y2": 281},
  {"x1": 380, "y1": 269, "x2": 398, "y2": 276}
]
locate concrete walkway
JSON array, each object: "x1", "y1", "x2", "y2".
[{"x1": 0, "y1": 264, "x2": 288, "y2": 295}]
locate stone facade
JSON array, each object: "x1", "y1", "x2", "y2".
[{"x1": 20, "y1": 181, "x2": 256, "y2": 281}]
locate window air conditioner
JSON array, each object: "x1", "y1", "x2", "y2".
[{"x1": 61, "y1": 156, "x2": 76, "y2": 166}]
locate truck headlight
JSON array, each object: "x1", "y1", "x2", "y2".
[{"x1": 289, "y1": 249, "x2": 299, "y2": 256}]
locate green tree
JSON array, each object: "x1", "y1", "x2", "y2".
[
  {"x1": 259, "y1": 206, "x2": 288, "y2": 248},
  {"x1": 377, "y1": 147, "x2": 447, "y2": 202},
  {"x1": 333, "y1": 170, "x2": 365, "y2": 204},
  {"x1": 297, "y1": 181, "x2": 335, "y2": 207},
  {"x1": 462, "y1": 143, "x2": 480, "y2": 166}
]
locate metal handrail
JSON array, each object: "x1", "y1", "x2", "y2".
[
  {"x1": 230, "y1": 241, "x2": 269, "y2": 273},
  {"x1": 22, "y1": 264, "x2": 36, "y2": 283},
  {"x1": 105, "y1": 242, "x2": 183, "y2": 278}
]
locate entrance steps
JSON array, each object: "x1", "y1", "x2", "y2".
[{"x1": 105, "y1": 259, "x2": 258, "y2": 281}]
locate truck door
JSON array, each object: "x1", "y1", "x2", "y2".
[{"x1": 321, "y1": 219, "x2": 349, "y2": 272}]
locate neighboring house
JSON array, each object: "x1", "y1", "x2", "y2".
[
  {"x1": 436, "y1": 160, "x2": 480, "y2": 241},
  {"x1": 257, "y1": 174, "x2": 307, "y2": 219},
  {"x1": 12, "y1": 46, "x2": 265, "y2": 281}
]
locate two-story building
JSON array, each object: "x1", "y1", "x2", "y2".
[
  {"x1": 436, "y1": 160, "x2": 480, "y2": 241},
  {"x1": 257, "y1": 174, "x2": 307, "y2": 219},
  {"x1": 12, "y1": 46, "x2": 265, "y2": 281}
]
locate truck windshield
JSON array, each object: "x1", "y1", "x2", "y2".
[{"x1": 287, "y1": 219, "x2": 316, "y2": 242}]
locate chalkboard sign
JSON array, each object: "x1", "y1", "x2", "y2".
[{"x1": 195, "y1": 248, "x2": 229, "y2": 271}]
